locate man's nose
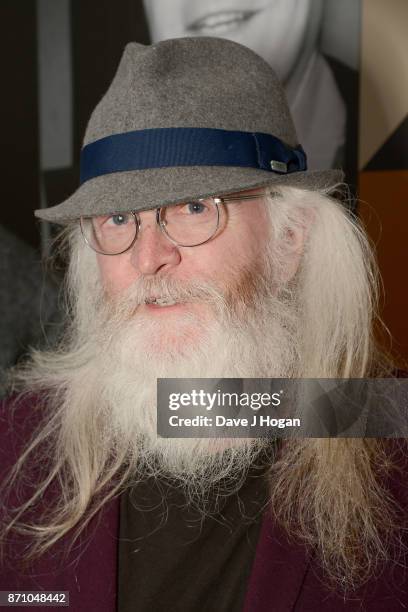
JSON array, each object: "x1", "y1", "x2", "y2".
[{"x1": 129, "y1": 209, "x2": 181, "y2": 275}]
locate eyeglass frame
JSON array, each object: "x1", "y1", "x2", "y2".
[{"x1": 80, "y1": 191, "x2": 275, "y2": 256}]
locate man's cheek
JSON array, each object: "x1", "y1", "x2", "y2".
[{"x1": 99, "y1": 265, "x2": 137, "y2": 296}]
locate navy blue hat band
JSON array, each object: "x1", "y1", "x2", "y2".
[{"x1": 80, "y1": 127, "x2": 307, "y2": 185}]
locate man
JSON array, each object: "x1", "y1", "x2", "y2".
[{"x1": 0, "y1": 37, "x2": 406, "y2": 611}]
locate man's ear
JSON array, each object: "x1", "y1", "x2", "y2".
[{"x1": 279, "y1": 208, "x2": 315, "y2": 284}]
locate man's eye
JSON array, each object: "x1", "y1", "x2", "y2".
[
  {"x1": 184, "y1": 201, "x2": 207, "y2": 214},
  {"x1": 107, "y1": 214, "x2": 130, "y2": 226}
]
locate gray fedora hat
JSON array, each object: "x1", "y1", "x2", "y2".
[{"x1": 35, "y1": 36, "x2": 344, "y2": 224}]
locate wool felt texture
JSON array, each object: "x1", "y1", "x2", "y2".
[{"x1": 35, "y1": 37, "x2": 344, "y2": 224}]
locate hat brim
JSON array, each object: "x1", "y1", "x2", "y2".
[{"x1": 34, "y1": 166, "x2": 344, "y2": 223}]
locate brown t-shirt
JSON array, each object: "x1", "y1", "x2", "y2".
[{"x1": 117, "y1": 454, "x2": 272, "y2": 612}]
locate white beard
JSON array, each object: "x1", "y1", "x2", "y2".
[{"x1": 70, "y1": 264, "x2": 299, "y2": 507}]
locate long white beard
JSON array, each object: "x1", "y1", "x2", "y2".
[{"x1": 63, "y1": 257, "x2": 300, "y2": 507}]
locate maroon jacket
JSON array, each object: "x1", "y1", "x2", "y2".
[{"x1": 1, "y1": 395, "x2": 407, "y2": 611}]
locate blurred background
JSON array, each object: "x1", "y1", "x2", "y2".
[{"x1": 0, "y1": 0, "x2": 407, "y2": 380}]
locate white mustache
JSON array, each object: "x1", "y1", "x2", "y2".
[{"x1": 114, "y1": 276, "x2": 225, "y2": 308}]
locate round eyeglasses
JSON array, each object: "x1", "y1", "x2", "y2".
[{"x1": 80, "y1": 193, "x2": 273, "y2": 256}]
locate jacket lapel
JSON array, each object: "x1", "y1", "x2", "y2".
[{"x1": 243, "y1": 506, "x2": 313, "y2": 612}]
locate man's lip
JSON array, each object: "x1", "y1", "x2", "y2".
[{"x1": 143, "y1": 302, "x2": 187, "y2": 313}]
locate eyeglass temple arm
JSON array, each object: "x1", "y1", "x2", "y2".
[{"x1": 215, "y1": 190, "x2": 278, "y2": 203}]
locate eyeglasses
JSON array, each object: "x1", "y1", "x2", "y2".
[{"x1": 80, "y1": 192, "x2": 274, "y2": 256}]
